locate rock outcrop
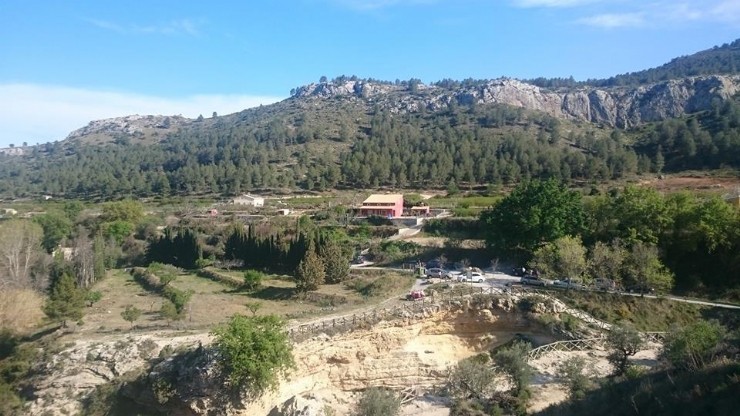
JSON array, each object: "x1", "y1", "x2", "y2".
[
  {"x1": 292, "y1": 75, "x2": 740, "y2": 128},
  {"x1": 65, "y1": 114, "x2": 192, "y2": 141},
  {"x1": 25, "y1": 333, "x2": 209, "y2": 416}
]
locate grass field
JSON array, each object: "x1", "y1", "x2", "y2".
[
  {"x1": 425, "y1": 195, "x2": 501, "y2": 209},
  {"x1": 551, "y1": 291, "x2": 705, "y2": 331},
  {"x1": 77, "y1": 267, "x2": 415, "y2": 334}
]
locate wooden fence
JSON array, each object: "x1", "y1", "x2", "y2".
[
  {"x1": 288, "y1": 299, "x2": 442, "y2": 342},
  {"x1": 528, "y1": 337, "x2": 605, "y2": 360},
  {"x1": 286, "y1": 287, "x2": 520, "y2": 342},
  {"x1": 528, "y1": 331, "x2": 668, "y2": 361}
]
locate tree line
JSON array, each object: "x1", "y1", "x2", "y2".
[
  {"x1": 2, "y1": 91, "x2": 739, "y2": 199},
  {"x1": 481, "y1": 180, "x2": 740, "y2": 296},
  {"x1": 527, "y1": 38, "x2": 740, "y2": 89}
]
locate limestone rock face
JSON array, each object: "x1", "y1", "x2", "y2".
[
  {"x1": 292, "y1": 75, "x2": 740, "y2": 128},
  {"x1": 25, "y1": 333, "x2": 209, "y2": 416},
  {"x1": 267, "y1": 394, "x2": 327, "y2": 416},
  {"x1": 65, "y1": 114, "x2": 192, "y2": 141}
]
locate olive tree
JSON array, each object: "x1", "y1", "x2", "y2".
[
  {"x1": 605, "y1": 325, "x2": 644, "y2": 376},
  {"x1": 354, "y1": 387, "x2": 401, "y2": 416},
  {"x1": 557, "y1": 356, "x2": 594, "y2": 400},
  {"x1": 447, "y1": 354, "x2": 497, "y2": 400},
  {"x1": 121, "y1": 305, "x2": 142, "y2": 328}
]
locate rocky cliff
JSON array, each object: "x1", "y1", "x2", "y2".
[
  {"x1": 65, "y1": 114, "x2": 192, "y2": 142},
  {"x1": 292, "y1": 75, "x2": 740, "y2": 128}
]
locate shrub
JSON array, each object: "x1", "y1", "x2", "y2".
[
  {"x1": 212, "y1": 314, "x2": 294, "y2": 393},
  {"x1": 354, "y1": 387, "x2": 401, "y2": 416},
  {"x1": 447, "y1": 354, "x2": 497, "y2": 400},
  {"x1": 493, "y1": 341, "x2": 533, "y2": 396},
  {"x1": 242, "y1": 270, "x2": 264, "y2": 292},
  {"x1": 605, "y1": 325, "x2": 645, "y2": 376},
  {"x1": 661, "y1": 320, "x2": 726, "y2": 371},
  {"x1": 121, "y1": 305, "x2": 142, "y2": 328},
  {"x1": 195, "y1": 268, "x2": 241, "y2": 288},
  {"x1": 558, "y1": 357, "x2": 593, "y2": 400}
]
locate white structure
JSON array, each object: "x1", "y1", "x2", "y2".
[{"x1": 232, "y1": 193, "x2": 264, "y2": 207}]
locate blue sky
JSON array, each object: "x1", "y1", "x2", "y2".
[{"x1": 1, "y1": 0, "x2": 739, "y2": 147}]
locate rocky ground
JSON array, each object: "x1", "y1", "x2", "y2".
[{"x1": 23, "y1": 291, "x2": 658, "y2": 416}]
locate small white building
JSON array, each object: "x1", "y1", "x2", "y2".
[{"x1": 232, "y1": 193, "x2": 264, "y2": 207}]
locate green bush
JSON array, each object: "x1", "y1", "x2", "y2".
[
  {"x1": 354, "y1": 387, "x2": 401, "y2": 416},
  {"x1": 423, "y1": 218, "x2": 483, "y2": 238},
  {"x1": 195, "y1": 268, "x2": 242, "y2": 288},
  {"x1": 242, "y1": 270, "x2": 265, "y2": 292},
  {"x1": 661, "y1": 320, "x2": 726, "y2": 371},
  {"x1": 213, "y1": 314, "x2": 294, "y2": 392},
  {"x1": 558, "y1": 357, "x2": 593, "y2": 400}
]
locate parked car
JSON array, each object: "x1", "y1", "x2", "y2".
[
  {"x1": 552, "y1": 279, "x2": 585, "y2": 290},
  {"x1": 406, "y1": 290, "x2": 426, "y2": 301},
  {"x1": 626, "y1": 284, "x2": 655, "y2": 295},
  {"x1": 520, "y1": 275, "x2": 550, "y2": 286},
  {"x1": 426, "y1": 268, "x2": 449, "y2": 279},
  {"x1": 458, "y1": 271, "x2": 485, "y2": 283},
  {"x1": 511, "y1": 267, "x2": 528, "y2": 277},
  {"x1": 592, "y1": 278, "x2": 619, "y2": 292}
]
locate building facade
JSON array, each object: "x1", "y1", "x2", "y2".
[
  {"x1": 360, "y1": 194, "x2": 404, "y2": 218},
  {"x1": 232, "y1": 194, "x2": 265, "y2": 207}
]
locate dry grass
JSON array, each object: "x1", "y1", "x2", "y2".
[
  {"x1": 77, "y1": 268, "x2": 416, "y2": 335},
  {"x1": 0, "y1": 289, "x2": 45, "y2": 333}
]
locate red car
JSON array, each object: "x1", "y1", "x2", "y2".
[{"x1": 406, "y1": 290, "x2": 425, "y2": 301}]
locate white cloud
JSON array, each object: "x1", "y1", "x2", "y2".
[
  {"x1": 0, "y1": 84, "x2": 283, "y2": 147},
  {"x1": 86, "y1": 18, "x2": 202, "y2": 36},
  {"x1": 513, "y1": 0, "x2": 599, "y2": 7},
  {"x1": 577, "y1": 12, "x2": 645, "y2": 27},
  {"x1": 708, "y1": 0, "x2": 740, "y2": 22},
  {"x1": 571, "y1": 1, "x2": 740, "y2": 28}
]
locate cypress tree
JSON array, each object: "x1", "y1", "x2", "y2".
[
  {"x1": 295, "y1": 242, "x2": 325, "y2": 292},
  {"x1": 44, "y1": 271, "x2": 85, "y2": 327}
]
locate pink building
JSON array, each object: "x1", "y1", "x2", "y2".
[{"x1": 360, "y1": 194, "x2": 404, "y2": 218}]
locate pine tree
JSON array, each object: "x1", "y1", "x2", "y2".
[
  {"x1": 44, "y1": 271, "x2": 85, "y2": 327},
  {"x1": 295, "y1": 243, "x2": 325, "y2": 292}
]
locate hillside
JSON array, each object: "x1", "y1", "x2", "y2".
[
  {"x1": 528, "y1": 38, "x2": 740, "y2": 88},
  {"x1": 0, "y1": 40, "x2": 739, "y2": 199}
]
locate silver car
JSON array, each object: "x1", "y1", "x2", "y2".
[{"x1": 426, "y1": 268, "x2": 449, "y2": 279}]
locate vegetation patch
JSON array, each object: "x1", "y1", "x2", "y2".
[
  {"x1": 195, "y1": 268, "x2": 242, "y2": 288},
  {"x1": 423, "y1": 217, "x2": 484, "y2": 239},
  {"x1": 536, "y1": 362, "x2": 740, "y2": 416},
  {"x1": 344, "y1": 273, "x2": 415, "y2": 298},
  {"x1": 552, "y1": 291, "x2": 703, "y2": 331}
]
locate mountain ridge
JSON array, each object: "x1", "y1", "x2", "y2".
[
  {"x1": 290, "y1": 75, "x2": 740, "y2": 129},
  {"x1": 4, "y1": 38, "x2": 736, "y2": 151}
]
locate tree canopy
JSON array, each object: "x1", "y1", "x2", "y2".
[
  {"x1": 480, "y1": 179, "x2": 584, "y2": 259},
  {"x1": 212, "y1": 314, "x2": 294, "y2": 393}
]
